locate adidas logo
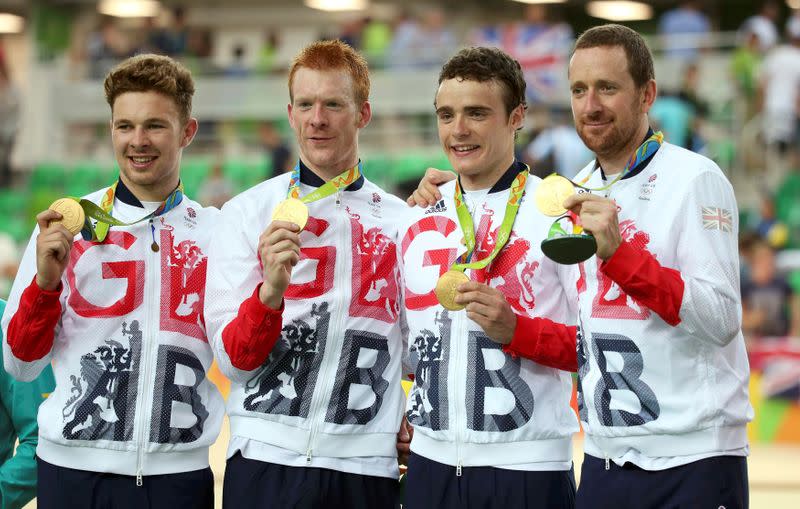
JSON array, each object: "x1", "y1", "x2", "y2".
[{"x1": 425, "y1": 199, "x2": 447, "y2": 215}]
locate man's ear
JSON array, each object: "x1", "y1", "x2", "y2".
[
  {"x1": 357, "y1": 101, "x2": 372, "y2": 129},
  {"x1": 641, "y1": 79, "x2": 657, "y2": 114},
  {"x1": 510, "y1": 103, "x2": 525, "y2": 131},
  {"x1": 182, "y1": 118, "x2": 199, "y2": 148}
]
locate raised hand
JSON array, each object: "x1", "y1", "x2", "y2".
[
  {"x1": 406, "y1": 168, "x2": 456, "y2": 208},
  {"x1": 257, "y1": 220, "x2": 302, "y2": 309},
  {"x1": 35, "y1": 210, "x2": 76, "y2": 291},
  {"x1": 563, "y1": 193, "x2": 622, "y2": 260}
]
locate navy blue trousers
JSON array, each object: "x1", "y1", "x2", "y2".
[
  {"x1": 403, "y1": 453, "x2": 576, "y2": 509},
  {"x1": 36, "y1": 456, "x2": 214, "y2": 509},
  {"x1": 576, "y1": 454, "x2": 749, "y2": 509},
  {"x1": 222, "y1": 452, "x2": 399, "y2": 509}
]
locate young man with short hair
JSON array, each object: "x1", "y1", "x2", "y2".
[
  {"x1": 2, "y1": 54, "x2": 223, "y2": 509},
  {"x1": 399, "y1": 46, "x2": 578, "y2": 509},
  {"x1": 205, "y1": 40, "x2": 407, "y2": 508}
]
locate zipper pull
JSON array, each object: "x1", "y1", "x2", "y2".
[
  {"x1": 335, "y1": 191, "x2": 342, "y2": 208},
  {"x1": 306, "y1": 448, "x2": 312, "y2": 464},
  {"x1": 136, "y1": 469, "x2": 143, "y2": 487},
  {"x1": 456, "y1": 461, "x2": 462, "y2": 477},
  {"x1": 605, "y1": 457, "x2": 610, "y2": 471},
  {"x1": 149, "y1": 219, "x2": 159, "y2": 252}
]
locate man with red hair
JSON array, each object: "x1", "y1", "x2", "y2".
[{"x1": 205, "y1": 40, "x2": 406, "y2": 508}]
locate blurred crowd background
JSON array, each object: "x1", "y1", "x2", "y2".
[{"x1": 0, "y1": 0, "x2": 799, "y2": 445}]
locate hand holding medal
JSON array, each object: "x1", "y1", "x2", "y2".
[
  {"x1": 536, "y1": 131, "x2": 664, "y2": 265},
  {"x1": 535, "y1": 174, "x2": 597, "y2": 265},
  {"x1": 261, "y1": 163, "x2": 361, "y2": 307}
]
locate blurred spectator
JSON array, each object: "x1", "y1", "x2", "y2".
[
  {"x1": 524, "y1": 110, "x2": 591, "y2": 179},
  {"x1": 198, "y1": 162, "x2": 234, "y2": 209},
  {"x1": 650, "y1": 62, "x2": 708, "y2": 151},
  {"x1": 472, "y1": 4, "x2": 573, "y2": 104},
  {"x1": 731, "y1": 30, "x2": 762, "y2": 122},
  {"x1": 0, "y1": 233, "x2": 18, "y2": 298},
  {"x1": 657, "y1": 0, "x2": 711, "y2": 60},
  {"x1": 753, "y1": 192, "x2": 790, "y2": 248},
  {"x1": 361, "y1": 17, "x2": 393, "y2": 66},
  {"x1": 737, "y1": 0, "x2": 780, "y2": 54},
  {"x1": 258, "y1": 121, "x2": 292, "y2": 178},
  {"x1": 775, "y1": 164, "x2": 800, "y2": 249},
  {"x1": 338, "y1": 16, "x2": 366, "y2": 50},
  {"x1": 225, "y1": 44, "x2": 250, "y2": 78},
  {"x1": 86, "y1": 16, "x2": 132, "y2": 79},
  {"x1": 758, "y1": 15, "x2": 800, "y2": 154},
  {"x1": 387, "y1": 7, "x2": 456, "y2": 69},
  {"x1": 741, "y1": 238, "x2": 800, "y2": 339},
  {"x1": 146, "y1": 7, "x2": 189, "y2": 57},
  {"x1": 255, "y1": 31, "x2": 281, "y2": 74},
  {"x1": 183, "y1": 28, "x2": 216, "y2": 75},
  {"x1": 0, "y1": 60, "x2": 18, "y2": 188},
  {"x1": 650, "y1": 92, "x2": 695, "y2": 149}
]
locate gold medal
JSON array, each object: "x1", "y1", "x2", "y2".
[
  {"x1": 271, "y1": 198, "x2": 309, "y2": 229},
  {"x1": 534, "y1": 174, "x2": 575, "y2": 217},
  {"x1": 434, "y1": 270, "x2": 469, "y2": 311},
  {"x1": 48, "y1": 198, "x2": 86, "y2": 236}
]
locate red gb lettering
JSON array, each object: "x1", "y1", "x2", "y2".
[
  {"x1": 160, "y1": 226, "x2": 207, "y2": 341},
  {"x1": 587, "y1": 219, "x2": 651, "y2": 321},
  {"x1": 348, "y1": 212, "x2": 400, "y2": 323},
  {"x1": 285, "y1": 216, "x2": 335, "y2": 299},
  {"x1": 67, "y1": 231, "x2": 144, "y2": 317},
  {"x1": 402, "y1": 216, "x2": 459, "y2": 310}
]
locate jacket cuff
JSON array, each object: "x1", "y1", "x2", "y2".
[{"x1": 7, "y1": 276, "x2": 63, "y2": 361}]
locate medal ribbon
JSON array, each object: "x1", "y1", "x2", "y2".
[
  {"x1": 286, "y1": 162, "x2": 362, "y2": 203},
  {"x1": 577, "y1": 131, "x2": 663, "y2": 191},
  {"x1": 74, "y1": 181, "x2": 184, "y2": 242},
  {"x1": 450, "y1": 168, "x2": 528, "y2": 273}
]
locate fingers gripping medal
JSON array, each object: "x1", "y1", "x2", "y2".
[
  {"x1": 538, "y1": 131, "x2": 665, "y2": 264},
  {"x1": 271, "y1": 198, "x2": 309, "y2": 229},
  {"x1": 435, "y1": 270, "x2": 469, "y2": 311},
  {"x1": 535, "y1": 173, "x2": 596, "y2": 265},
  {"x1": 48, "y1": 198, "x2": 86, "y2": 236}
]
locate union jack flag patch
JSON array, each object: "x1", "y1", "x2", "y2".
[{"x1": 701, "y1": 206, "x2": 732, "y2": 232}]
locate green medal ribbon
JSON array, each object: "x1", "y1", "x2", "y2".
[
  {"x1": 450, "y1": 167, "x2": 528, "y2": 274},
  {"x1": 72, "y1": 181, "x2": 184, "y2": 242},
  {"x1": 287, "y1": 162, "x2": 362, "y2": 202}
]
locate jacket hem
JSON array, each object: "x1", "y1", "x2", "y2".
[
  {"x1": 583, "y1": 424, "x2": 748, "y2": 467},
  {"x1": 410, "y1": 432, "x2": 573, "y2": 468},
  {"x1": 37, "y1": 437, "x2": 210, "y2": 476},
  {"x1": 230, "y1": 416, "x2": 397, "y2": 458}
]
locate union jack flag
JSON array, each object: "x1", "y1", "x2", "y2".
[
  {"x1": 701, "y1": 206, "x2": 732, "y2": 232},
  {"x1": 471, "y1": 23, "x2": 573, "y2": 104}
]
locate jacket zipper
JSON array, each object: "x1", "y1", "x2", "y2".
[
  {"x1": 579, "y1": 266, "x2": 612, "y2": 472},
  {"x1": 453, "y1": 307, "x2": 465, "y2": 477},
  {"x1": 306, "y1": 190, "x2": 347, "y2": 463},
  {"x1": 135, "y1": 226, "x2": 159, "y2": 485}
]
